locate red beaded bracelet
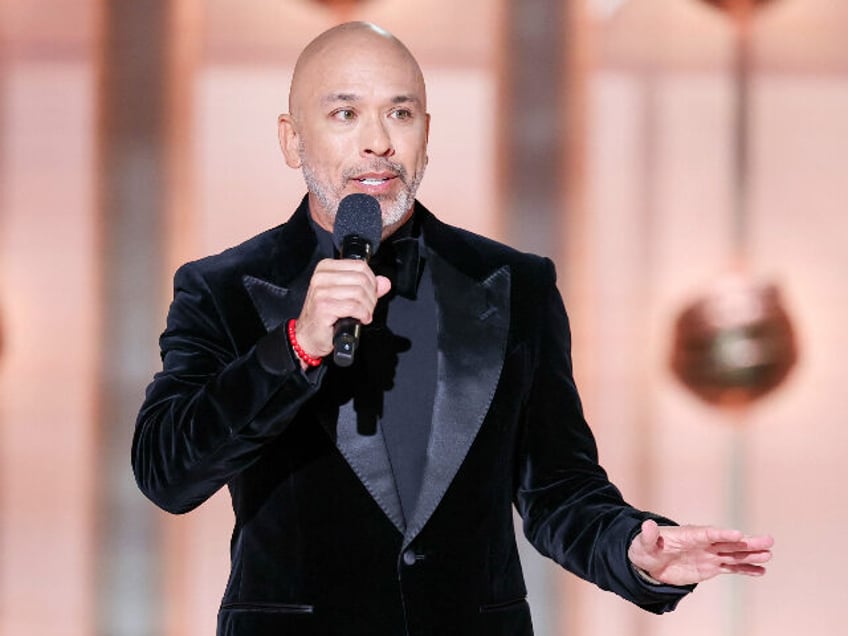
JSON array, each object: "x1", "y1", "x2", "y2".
[{"x1": 287, "y1": 319, "x2": 323, "y2": 367}]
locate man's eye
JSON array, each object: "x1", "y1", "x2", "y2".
[
  {"x1": 390, "y1": 108, "x2": 413, "y2": 120},
  {"x1": 331, "y1": 109, "x2": 356, "y2": 121}
]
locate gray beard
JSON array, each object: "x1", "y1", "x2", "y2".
[{"x1": 300, "y1": 156, "x2": 426, "y2": 231}]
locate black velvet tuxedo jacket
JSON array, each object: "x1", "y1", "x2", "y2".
[{"x1": 132, "y1": 198, "x2": 691, "y2": 635}]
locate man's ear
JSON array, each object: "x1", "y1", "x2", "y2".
[{"x1": 278, "y1": 114, "x2": 302, "y2": 169}]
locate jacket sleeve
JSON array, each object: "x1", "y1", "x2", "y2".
[
  {"x1": 131, "y1": 262, "x2": 323, "y2": 514},
  {"x1": 514, "y1": 258, "x2": 693, "y2": 614}
]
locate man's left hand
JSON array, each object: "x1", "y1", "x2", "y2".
[{"x1": 628, "y1": 519, "x2": 774, "y2": 586}]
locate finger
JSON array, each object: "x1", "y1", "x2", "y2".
[
  {"x1": 639, "y1": 519, "x2": 661, "y2": 551},
  {"x1": 708, "y1": 535, "x2": 774, "y2": 554},
  {"x1": 375, "y1": 275, "x2": 392, "y2": 299},
  {"x1": 312, "y1": 293, "x2": 378, "y2": 325},
  {"x1": 312, "y1": 264, "x2": 378, "y2": 291},
  {"x1": 704, "y1": 527, "x2": 745, "y2": 544},
  {"x1": 314, "y1": 258, "x2": 374, "y2": 274},
  {"x1": 740, "y1": 534, "x2": 775, "y2": 550},
  {"x1": 711, "y1": 542, "x2": 772, "y2": 555},
  {"x1": 719, "y1": 563, "x2": 768, "y2": 577},
  {"x1": 297, "y1": 297, "x2": 377, "y2": 356},
  {"x1": 310, "y1": 265, "x2": 377, "y2": 300},
  {"x1": 308, "y1": 269, "x2": 380, "y2": 315},
  {"x1": 709, "y1": 541, "x2": 759, "y2": 554},
  {"x1": 716, "y1": 549, "x2": 772, "y2": 565}
]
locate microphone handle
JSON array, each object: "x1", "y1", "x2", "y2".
[
  {"x1": 333, "y1": 317, "x2": 361, "y2": 367},
  {"x1": 332, "y1": 234, "x2": 373, "y2": 367}
]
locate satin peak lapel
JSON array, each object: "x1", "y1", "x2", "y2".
[
  {"x1": 243, "y1": 275, "x2": 294, "y2": 333},
  {"x1": 403, "y1": 250, "x2": 511, "y2": 546},
  {"x1": 335, "y1": 403, "x2": 406, "y2": 534}
]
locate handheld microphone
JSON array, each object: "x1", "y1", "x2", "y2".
[{"x1": 331, "y1": 193, "x2": 382, "y2": 367}]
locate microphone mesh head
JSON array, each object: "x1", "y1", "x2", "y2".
[{"x1": 332, "y1": 194, "x2": 382, "y2": 252}]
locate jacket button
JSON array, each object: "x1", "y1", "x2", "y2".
[{"x1": 402, "y1": 550, "x2": 417, "y2": 566}]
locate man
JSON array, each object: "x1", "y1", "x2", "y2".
[{"x1": 132, "y1": 22, "x2": 773, "y2": 636}]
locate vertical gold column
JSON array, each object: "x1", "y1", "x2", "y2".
[
  {"x1": 560, "y1": 0, "x2": 591, "y2": 332},
  {"x1": 0, "y1": 0, "x2": 10, "y2": 624},
  {"x1": 557, "y1": 0, "x2": 595, "y2": 633},
  {"x1": 498, "y1": 1, "x2": 574, "y2": 634},
  {"x1": 94, "y1": 1, "x2": 168, "y2": 634},
  {"x1": 160, "y1": 5, "x2": 205, "y2": 634},
  {"x1": 96, "y1": 1, "x2": 206, "y2": 633},
  {"x1": 162, "y1": 0, "x2": 203, "y2": 280},
  {"x1": 498, "y1": 0, "x2": 566, "y2": 260}
]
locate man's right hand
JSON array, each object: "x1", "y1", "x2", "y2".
[{"x1": 293, "y1": 258, "x2": 392, "y2": 361}]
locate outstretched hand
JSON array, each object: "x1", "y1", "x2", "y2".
[{"x1": 627, "y1": 519, "x2": 774, "y2": 586}]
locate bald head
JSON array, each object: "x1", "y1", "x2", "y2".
[
  {"x1": 278, "y1": 22, "x2": 430, "y2": 237},
  {"x1": 288, "y1": 22, "x2": 426, "y2": 119}
]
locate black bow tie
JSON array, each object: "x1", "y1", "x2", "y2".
[{"x1": 371, "y1": 236, "x2": 422, "y2": 300}]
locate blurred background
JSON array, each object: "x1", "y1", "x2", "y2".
[{"x1": 1, "y1": 0, "x2": 847, "y2": 634}]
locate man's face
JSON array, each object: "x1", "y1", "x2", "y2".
[{"x1": 280, "y1": 31, "x2": 430, "y2": 237}]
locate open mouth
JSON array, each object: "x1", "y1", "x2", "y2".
[
  {"x1": 351, "y1": 170, "x2": 399, "y2": 188},
  {"x1": 357, "y1": 177, "x2": 390, "y2": 186}
]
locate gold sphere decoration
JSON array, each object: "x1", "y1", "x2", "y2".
[{"x1": 670, "y1": 276, "x2": 797, "y2": 408}]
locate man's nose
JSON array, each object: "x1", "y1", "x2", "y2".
[{"x1": 360, "y1": 116, "x2": 394, "y2": 158}]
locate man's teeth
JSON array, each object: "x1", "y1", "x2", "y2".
[{"x1": 359, "y1": 178, "x2": 387, "y2": 185}]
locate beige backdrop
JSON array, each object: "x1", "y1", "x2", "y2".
[{"x1": 1, "y1": 1, "x2": 846, "y2": 635}]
